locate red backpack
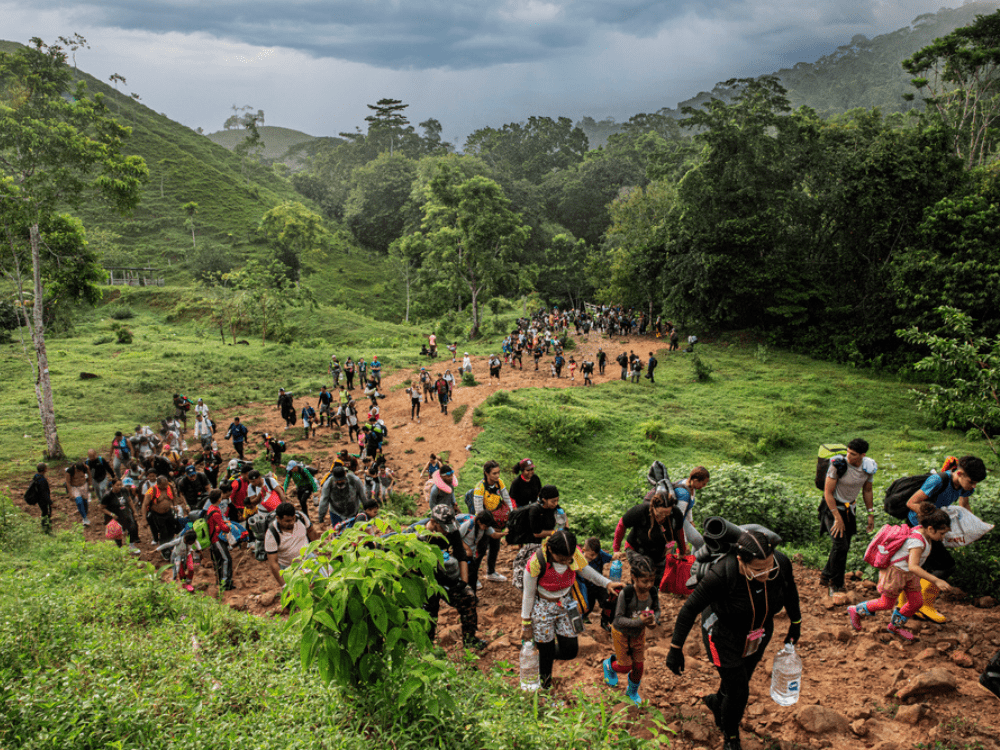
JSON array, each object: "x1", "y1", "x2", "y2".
[{"x1": 864, "y1": 524, "x2": 924, "y2": 569}]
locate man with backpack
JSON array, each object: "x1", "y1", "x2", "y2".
[
  {"x1": 224, "y1": 417, "x2": 249, "y2": 459},
  {"x1": 24, "y1": 462, "x2": 52, "y2": 534},
  {"x1": 900, "y1": 455, "x2": 987, "y2": 622},
  {"x1": 819, "y1": 438, "x2": 877, "y2": 597},
  {"x1": 645, "y1": 352, "x2": 658, "y2": 383},
  {"x1": 172, "y1": 393, "x2": 190, "y2": 432},
  {"x1": 86, "y1": 448, "x2": 117, "y2": 504},
  {"x1": 110, "y1": 431, "x2": 131, "y2": 474},
  {"x1": 283, "y1": 461, "x2": 319, "y2": 520},
  {"x1": 318, "y1": 465, "x2": 366, "y2": 526},
  {"x1": 317, "y1": 386, "x2": 334, "y2": 428},
  {"x1": 178, "y1": 465, "x2": 211, "y2": 510},
  {"x1": 204, "y1": 489, "x2": 235, "y2": 591},
  {"x1": 277, "y1": 388, "x2": 296, "y2": 429},
  {"x1": 616, "y1": 351, "x2": 628, "y2": 381},
  {"x1": 264, "y1": 502, "x2": 318, "y2": 587}
]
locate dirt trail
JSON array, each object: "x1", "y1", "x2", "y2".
[{"x1": 8, "y1": 333, "x2": 1000, "y2": 750}]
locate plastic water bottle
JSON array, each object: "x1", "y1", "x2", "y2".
[
  {"x1": 556, "y1": 508, "x2": 567, "y2": 529},
  {"x1": 609, "y1": 559, "x2": 623, "y2": 582},
  {"x1": 520, "y1": 640, "x2": 540, "y2": 691},
  {"x1": 770, "y1": 643, "x2": 802, "y2": 706}
]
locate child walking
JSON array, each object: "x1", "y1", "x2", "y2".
[
  {"x1": 157, "y1": 530, "x2": 201, "y2": 593},
  {"x1": 847, "y1": 502, "x2": 952, "y2": 640},
  {"x1": 603, "y1": 555, "x2": 660, "y2": 705}
]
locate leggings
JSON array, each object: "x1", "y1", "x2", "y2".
[
  {"x1": 211, "y1": 539, "x2": 233, "y2": 589},
  {"x1": 536, "y1": 635, "x2": 579, "y2": 688},
  {"x1": 295, "y1": 486, "x2": 313, "y2": 519},
  {"x1": 863, "y1": 590, "x2": 922, "y2": 617},
  {"x1": 411, "y1": 399, "x2": 421, "y2": 419},
  {"x1": 486, "y1": 534, "x2": 501, "y2": 574}
]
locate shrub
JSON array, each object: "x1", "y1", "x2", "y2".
[
  {"x1": 112, "y1": 323, "x2": 133, "y2": 344},
  {"x1": 486, "y1": 390, "x2": 511, "y2": 407},
  {"x1": 107, "y1": 304, "x2": 134, "y2": 320},
  {"x1": 92, "y1": 335, "x2": 114, "y2": 345},
  {"x1": 639, "y1": 418, "x2": 665, "y2": 442},
  {"x1": 283, "y1": 522, "x2": 442, "y2": 687},
  {"x1": 461, "y1": 372, "x2": 477, "y2": 386},
  {"x1": 691, "y1": 353, "x2": 713, "y2": 382},
  {"x1": 452, "y1": 404, "x2": 468, "y2": 423},
  {"x1": 524, "y1": 406, "x2": 597, "y2": 454}
]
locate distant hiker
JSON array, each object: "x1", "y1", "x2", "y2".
[
  {"x1": 448, "y1": 342, "x2": 458, "y2": 362},
  {"x1": 329, "y1": 356, "x2": 342, "y2": 388},
  {"x1": 101, "y1": 478, "x2": 141, "y2": 555},
  {"x1": 204, "y1": 489, "x2": 235, "y2": 591},
  {"x1": 110, "y1": 431, "x2": 131, "y2": 474},
  {"x1": 473, "y1": 460, "x2": 513, "y2": 582},
  {"x1": 489, "y1": 354, "x2": 502, "y2": 382},
  {"x1": 419, "y1": 367, "x2": 435, "y2": 403},
  {"x1": 463, "y1": 352, "x2": 472, "y2": 373},
  {"x1": 224, "y1": 417, "x2": 248, "y2": 459},
  {"x1": 344, "y1": 357, "x2": 356, "y2": 390},
  {"x1": 301, "y1": 404, "x2": 318, "y2": 438},
  {"x1": 26, "y1": 462, "x2": 52, "y2": 534},
  {"x1": 318, "y1": 465, "x2": 366, "y2": 526},
  {"x1": 436, "y1": 373, "x2": 450, "y2": 414},
  {"x1": 582, "y1": 359, "x2": 594, "y2": 385},
  {"x1": 371, "y1": 355, "x2": 382, "y2": 387},
  {"x1": 86, "y1": 448, "x2": 116, "y2": 502},
  {"x1": 317, "y1": 385, "x2": 334, "y2": 427},
  {"x1": 284, "y1": 460, "x2": 319, "y2": 520},
  {"x1": 819, "y1": 438, "x2": 876, "y2": 597},
  {"x1": 645, "y1": 352, "x2": 658, "y2": 383},
  {"x1": 277, "y1": 388, "x2": 295, "y2": 429},
  {"x1": 194, "y1": 413, "x2": 212, "y2": 449},
  {"x1": 428, "y1": 332, "x2": 437, "y2": 357},
  {"x1": 630, "y1": 357, "x2": 642, "y2": 384},
  {"x1": 65, "y1": 461, "x2": 91, "y2": 527},
  {"x1": 669, "y1": 327, "x2": 679, "y2": 351},
  {"x1": 172, "y1": 393, "x2": 190, "y2": 431},
  {"x1": 617, "y1": 351, "x2": 628, "y2": 380},
  {"x1": 597, "y1": 348, "x2": 607, "y2": 375}
]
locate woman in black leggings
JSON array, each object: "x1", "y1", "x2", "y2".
[{"x1": 666, "y1": 530, "x2": 801, "y2": 750}]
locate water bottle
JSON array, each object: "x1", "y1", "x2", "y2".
[
  {"x1": 770, "y1": 643, "x2": 802, "y2": 706},
  {"x1": 609, "y1": 559, "x2": 623, "y2": 583},
  {"x1": 520, "y1": 640, "x2": 540, "y2": 691},
  {"x1": 556, "y1": 508, "x2": 567, "y2": 529}
]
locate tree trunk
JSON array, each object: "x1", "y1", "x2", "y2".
[
  {"x1": 29, "y1": 223, "x2": 64, "y2": 460},
  {"x1": 469, "y1": 286, "x2": 480, "y2": 339},
  {"x1": 404, "y1": 274, "x2": 411, "y2": 323}
]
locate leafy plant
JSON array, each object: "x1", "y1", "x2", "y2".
[
  {"x1": 691, "y1": 353, "x2": 714, "y2": 382},
  {"x1": 283, "y1": 522, "x2": 443, "y2": 688},
  {"x1": 107, "y1": 304, "x2": 135, "y2": 320},
  {"x1": 112, "y1": 323, "x2": 133, "y2": 344},
  {"x1": 461, "y1": 371, "x2": 477, "y2": 386},
  {"x1": 451, "y1": 404, "x2": 468, "y2": 423}
]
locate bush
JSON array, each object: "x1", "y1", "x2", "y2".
[
  {"x1": 486, "y1": 390, "x2": 511, "y2": 406},
  {"x1": 452, "y1": 404, "x2": 468, "y2": 423},
  {"x1": 107, "y1": 304, "x2": 134, "y2": 320},
  {"x1": 693, "y1": 463, "x2": 816, "y2": 546},
  {"x1": 524, "y1": 406, "x2": 599, "y2": 455},
  {"x1": 639, "y1": 418, "x2": 665, "y2": 442},
  {"x1": 691, "y1": 353, "x2": 713, "y2": 382},
  {"x1": 461, "y1": 371, "x2": 477, "y2": 386},
  {"x1": 112, "y1": 323, "x2": 133, "y2": 344},
  {"x1": 92, "y1": 335, "x2": 114, "y2": 345},
  {"x1": 283, "y1": 522, "x2": 442, "y2": 688}
]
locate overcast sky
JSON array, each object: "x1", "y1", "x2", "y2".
[{"x1": 1, "y1": 1, "x2": 974, "y2": 146}]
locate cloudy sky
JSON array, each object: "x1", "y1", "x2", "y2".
[{"x1": 1, "y1": 1, "x2": 974, "y2": 146}]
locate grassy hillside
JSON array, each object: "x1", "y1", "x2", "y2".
[{"x1": 204, "y1": 125, "x2": 318, "y2": 160}]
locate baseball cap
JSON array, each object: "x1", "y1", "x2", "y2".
[
  {"x1": 430, "y1": 503, "x2": 457, "y2": 532},
  {"x1": 286, "y1": 460, "x2": 299, "y2": 472},
  {"x1": 185, "y1": 466, "x2": 196, "y2": 476},
  {"x1": 122, "y1": 478, "x2": 135, "y2": 487}
]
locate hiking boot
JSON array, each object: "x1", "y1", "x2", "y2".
[
  {"x1": 914, "y1": 580, "x2": 946, "y2": 623},
  {"x1": 602, "y1": 657, "x2": 618, "y2": 687},
  {"x1": 979, "y1": 653, "x2": 1000, "y2": 700},
  {"x1": 463, "y1": 635, "x2": 487, "y2": 651},
  {"x1": 485, "y1": 572, "x2": 507, "y2": 582},
  {"x1": 887, "y1": 609, "x2": 914, "y2": 641}
]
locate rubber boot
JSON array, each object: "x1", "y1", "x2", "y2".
[
  {"x1": 847, "y1": 601, "x2": 870, "y2": 631},
  {"x1": 914, "y1": 579, "x2": 946, "y2": 623},
  {"x1": 602, "y1": 657, "x2": 618, "y2": 687},
  {"x1": 625, "y1": 675, "x2": 642, "y2": 706},
  {"x1": 980, "y1": 651, "x2": 1000, "y2": 700},
  {"x1": 887, "y1": 608, "x2": 914, "y2": 641}
]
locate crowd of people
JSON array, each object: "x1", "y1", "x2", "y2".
[{"x1": 20, "y1": 305, "x2": 999, "y2": 750}]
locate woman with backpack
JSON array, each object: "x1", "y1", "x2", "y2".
[
  {"x1": 848, "y1": 503, "x2": 952, "y2": 641},
  {"x1": 473, "y1": 460, "x2": 513, "y2": 582},
  {"x1": 612, "y1": 490, "x2": 686, "y2": 590},
  {"x1": 509, "y1": 458, "x2": 541, "y2": 509},
  {"x1": 666, "y1": 530, "x2": 801, "y2": 750},
  {"x1": 521, "y1": 529, "x2": 623, "y2": 689}
]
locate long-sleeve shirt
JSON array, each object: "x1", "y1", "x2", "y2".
[
  {"x1": 612, "y1": 585, "x2": 660, "y2": 636},
  {"x1": 284, "y1": 469, "x2": 319, "y2": 494}
]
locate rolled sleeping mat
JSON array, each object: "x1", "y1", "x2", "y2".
[
  {"x1": 688, "y1": 519, "x2": 784, "y2": 587},
  {"x1": 702, "y1": 516, "x2": 744, "y2": 553}
]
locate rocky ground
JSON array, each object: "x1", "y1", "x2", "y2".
[{"x1": 10, "y1": 333, "x2": 1000, "y2": 749}]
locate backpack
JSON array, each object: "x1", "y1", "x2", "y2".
[
  {"x1": 505, "y1": 503, "x2": 536, "y2": 545},
  {"x1": 192, "y1": 517, "x2": 211, "y2": 549},
  {"x1": 864, "y1": 524, "x2": 924, "y2": 569},
  {"x1": 882, "y1": 471, "x2": 949, "y2": 520},
  {"x1": 464, "y1": 487, "x2": 476, "y2": 515},
  {"x1": 180, "y1": 395, "x2": 192, "y2": 411},
  {"x1": 117, "y1": 437, "x2": 131, "y2": 462},
  {"x1": 815, "y1": 444, "x2": 849, "y2": 490},
  {"x1": 512, "y1": 544, "x2": 544, "y2": 590},
  {"x1": 23, "y1": 477, "x2": 40, "y2": 506}
]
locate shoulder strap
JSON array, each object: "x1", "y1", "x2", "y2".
[{"x1": 928, "y1": 471, "x2": 950, "y2": 501}]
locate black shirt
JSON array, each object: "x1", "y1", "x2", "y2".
[
  {"x1": 101, "y1": 489, "x2": 133, "y2": 524},
  {"x1": 509, "y1": 474, "x2": 542, "y2": 509},
  {"x1": 621, "y1": 503, "x2": 685, "y2": 562},
  {"x1": 528, "y1": 503, "x2": 556, "y2": 537},
  {"x1": 87, "y1": 457, "x2": 114, "y2": 484}
]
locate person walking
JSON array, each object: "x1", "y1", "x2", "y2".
[
  {"x1": 26, "y1": 462, "x2": 53, "y2": 534},
  {"x1": 602, "y1": 554, "x2": 660, "y2": 705},
  {"x1": 224, "y1": 417, "x2": 248, "y2": 459},
  {"x1": 819, "y1": 438, "x2": 877, "y2": 596},
  {"x1": 473, "y1": 460, "x2": 514, "y2": 582},
  {"x1": 666, "y1": 530, "x2": 802, "y2": 750}
]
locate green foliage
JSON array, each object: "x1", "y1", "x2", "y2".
[
  {"x1": 691, "y1": 353, "x2": 714, "y2": 382},
  {"x1": 899, "y1": 307, "x2": 1000, "y2": 461},
  {"x1": 107, "y1": 304, "x2": 134, "y2": 320},
  {"x1": 523, "y1": 405, "x2": 599, "y2": 455},
  {"x1": 452, "y1": 404, "x2": 468, "y2": 423},
  {"x1": 283, "y1": 521, "x2": 442, "y2": 688},
  {"x1": 258, "y1": 200, "x2": 330, "y2": 280},
  {"x1": 344, "y1": 153, "x2": 417, "y2": 253},
  {"x1": 112, "y1": 322, "x2": 133, "y2": 344}
]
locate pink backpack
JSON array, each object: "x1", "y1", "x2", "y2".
[{"x1": 864, "y1": 523, "x2": 924, "y2": 569}]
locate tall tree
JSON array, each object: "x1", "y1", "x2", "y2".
[
  {"x1": 257, "y1": 200, "x2": 330, "y2": 280},
  {"x1": 0, "y1": 38, "x2": 147, "y2": 458},
  {"x1": 464, "y1": 116, "x2": 589, "y2": 183},
  {"x1": 224, "y1": 104, "x2": 265, "y2": 186},
  {"x1": 903, "y1": 10, "x2": 1000, "y2": 168},
  {"x1": 362, "y1": 98, "x2": 412, "y2": 156},
  {"x1": 412, "y1": 167, "x2": 529, "y2": 338},
  {"x1": 343, "y1": 153, "x2": 417, "y2": 253}
]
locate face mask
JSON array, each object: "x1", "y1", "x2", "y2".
[{"x1": 552, "y1": 563, "x2": 569, "y2": 574}]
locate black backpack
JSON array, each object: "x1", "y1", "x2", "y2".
[
  {"x1": 883, "y1": 471, "x2": 949, "y2": 520},
  {"x1": 505, "y1": 504, "x2": 536, "y2": 545},
  {"x1": 815, "y1": 444, "x2": 849, "y2": 490},
  {"x1": 23, "y1": 477, "x2": 40, "y2": 506}
]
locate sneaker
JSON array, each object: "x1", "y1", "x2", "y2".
[
  {"x1": 485, "y1": 572, "x2": 507, "y2": 582},
  {"x1": 476, "y1": 581, "x2": 483, "y2": 590},
  {"x1": 848, "y1": 605, "x2": 863, "y2": 632},
  {"x1": 82, "y1": 519, "x2": 90, "y2": 527},
  {"x1": 888, "y1": 621, "x2": 915, "y2": 641},
  {"x1": 129, "y1": 544, "x2": 141, "y2": 556},
  {"x1": 463, "y1": 636, "x2": 487, "y2": 651}
]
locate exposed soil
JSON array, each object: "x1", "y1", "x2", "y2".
[{"x1": 9, "y1": 334, "x2": 1000, "y2": 750}]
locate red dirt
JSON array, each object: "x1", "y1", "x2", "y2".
[{"x1": 8, "y1": 335, "x2": 1000, "y2": 750}]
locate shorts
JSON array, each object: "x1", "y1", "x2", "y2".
[
  {"x1": 611, "y1": 627, "x2": 646, "y2": 668},
  {"x1": 531, "y1": 595, "x2": 576, "y2": 642},
  {"x1": 319, "y1": 404, "x2": 331, "y2": 414}
]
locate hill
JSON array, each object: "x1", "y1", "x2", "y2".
[{"x1": 203, "y1": 125, "x2": 345, "y2": 172}]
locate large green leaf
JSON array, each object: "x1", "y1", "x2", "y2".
[{"x1": 347, "y1": 620, "x2": 368, "y2": 662}]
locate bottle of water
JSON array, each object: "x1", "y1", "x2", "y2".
[
  {"x1": 609, "y1": 559, "x2": 623, "y2": 582},
  {"x1": 520, "y1": 640, "x2": 540, "y2": 691},
  {"x1": 556, "y1": 508, "x2": 567, "y2": 529},
  {"x1": 770, "y1": 643, "x2": 802, "y2": 706}
]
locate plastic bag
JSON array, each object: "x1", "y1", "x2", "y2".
[
  {"x1": 942, "y1": 505, "x2": 994, "y2": 548},
  {"x1": 105, "y1": 519, "x2": 123, "y2": 541}
]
